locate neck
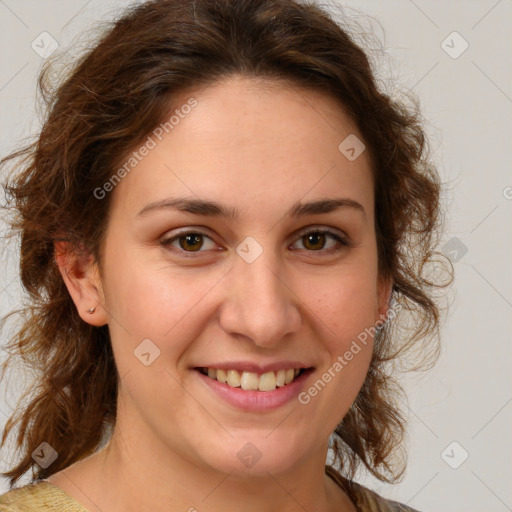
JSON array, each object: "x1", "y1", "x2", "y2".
[
  {"x1": 54, "y1": 427, "x2": 355, "y2": 512},
  {"x1": 92, "y1": 432, "x2": 353, "y2": 512}
]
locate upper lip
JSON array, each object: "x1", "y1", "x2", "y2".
[{"x1": 194, "y1": 361, "x2": 314, "y2": 374}]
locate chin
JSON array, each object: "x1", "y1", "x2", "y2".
[{"x1": 198, "y1": 437, "x2": 306, "y2": 477}]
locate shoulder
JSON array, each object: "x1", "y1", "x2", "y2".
[
  {"x1": 0, "y1": 481, "x2": 88, "y2": 512},
  {"x1": 349, "y1": 481, "x2": 420, "y2": 512},
  {"x1": 325, "y1": 466, "x2": 420, "y2": 512}
]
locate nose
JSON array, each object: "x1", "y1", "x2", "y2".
[{"x1": 218, "y1": 246, "x2": 302, "y2": 348}]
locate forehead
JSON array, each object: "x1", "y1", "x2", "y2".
[{"x1": 108, "y1": 75, "x2": 374, "y2": 220}]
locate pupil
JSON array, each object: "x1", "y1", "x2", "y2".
[
  {"x1": 305, "y1": 233, "x2": 325, "y2": 250},
  {"x1": 180, "y1": 234, "x2": 202, "y2": 251}
]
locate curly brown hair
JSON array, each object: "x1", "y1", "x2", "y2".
[{"x1": 0, "y1": 0, "x2": 451, "y2": 489}]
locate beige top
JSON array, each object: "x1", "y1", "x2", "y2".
[{"x1": 0, "y1": 471, "x2": 420, "y2": 511}]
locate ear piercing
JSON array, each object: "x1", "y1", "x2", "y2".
[{"x1": 88, "y1": 307, "x2": 96, "y2": 314}]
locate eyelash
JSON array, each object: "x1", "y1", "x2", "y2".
[{"x1": 160, "y1": 227, "x2": 350, "y2": 257}]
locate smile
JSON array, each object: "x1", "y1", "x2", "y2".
[{"x1": 197, "y1": 367, "x2": 305, "y2": 392}]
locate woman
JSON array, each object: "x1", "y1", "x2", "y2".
[{"x1": 0, "y1": 0, "x2": 450, "y2": 510}]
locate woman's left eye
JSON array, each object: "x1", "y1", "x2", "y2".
[
  {"x1": 160, "y1": 228, "x2": 348, "y2": 256},
  {"x1": 290, "y1": 229, "x2": 348, "y2": 253}
]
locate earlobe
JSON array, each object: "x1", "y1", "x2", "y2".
[{"x1": 54, "y1": 241, "x2": 108, "y2": 327}]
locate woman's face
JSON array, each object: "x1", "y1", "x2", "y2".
[{"x1": 87, "y1": 76, "x2": 390, "y2": 477}]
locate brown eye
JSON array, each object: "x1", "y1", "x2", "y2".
[
  {"x1": 303, "y1": 232, "x2": 326, "y2": 250},
  {"x1": 291, "y1": 229, "x2": 348, "y2": 254},
  {"x1": 178, "y1": 233, "x2": 204, "y2": 252},
  {"x1": 161, "y1": 231, "x2": 217, "y2": 254}
]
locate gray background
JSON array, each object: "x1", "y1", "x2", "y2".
[{"x1": 0, "y1": 1, "x2": 511, "y2": 510}]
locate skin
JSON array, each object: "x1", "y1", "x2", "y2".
[{"x1": 51, "y1": 75, "x2": 392, "y2": 512}]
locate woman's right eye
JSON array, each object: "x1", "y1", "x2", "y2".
[{"x1": 161, "y1": 231, "x2": 218, "y2": 254}]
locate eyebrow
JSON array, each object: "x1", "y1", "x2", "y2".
[{"x1": 136, "y1": 196, "x2": 366, "y2": 220}]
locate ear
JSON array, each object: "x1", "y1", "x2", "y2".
[
  {"x1": 375, "y1": 273, "x2": 393, "y2": 326},
  {"x1": 54, "y1": 241, "x2": 108, "y2": 327}
]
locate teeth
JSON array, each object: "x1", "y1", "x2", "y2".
[
  {"x1": 258, "y1": 371, "x2": 276, "y2": 391},
  {"x1": 226, "y1": 369, "x2": 241, "y2": 387},
  {"x1": 241, "y1": 371, "x2": 259, "y2": 390},
  {"x1": 200, "y1": 367, "x2": 304, "y2": 392}
]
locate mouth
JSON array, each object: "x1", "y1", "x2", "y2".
[{"x1": 195, "y1": 367, "x2": 311, "y2": 392}]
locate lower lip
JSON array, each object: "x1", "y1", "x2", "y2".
[{"x1": 195, "y1": 369, "x2": 313, "y2": 411}]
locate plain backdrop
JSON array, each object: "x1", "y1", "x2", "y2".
[{"x1": 0, "y1": 1, "x2": 511, "y2": 511}]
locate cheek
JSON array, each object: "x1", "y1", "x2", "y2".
[
  {"x1": 102, "y1": 240, "x2": 173, "y2": 326},
  {"x1": 308, "y1": 269, "x2": 380, "y2": 342},
  {"x1": 303, "y1": 270, "x2": 379, "y2": 390},
  {"x1": 101, "y1": 249, "x2": 221, "y2": 355},
  {"x1": 295, "y1": 277, "x2": 378, "y2": 432}
]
